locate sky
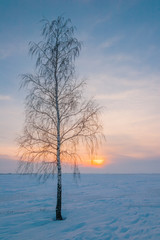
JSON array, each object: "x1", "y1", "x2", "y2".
[{"x1": 0, "y1": 0, "x2": 160, "y2": 173}]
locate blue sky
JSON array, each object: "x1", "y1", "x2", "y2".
[{"x1": 0, "y1": 0, "x2": 160, "y2": 173}]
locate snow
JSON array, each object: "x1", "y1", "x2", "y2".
[{"x1": 0, "y1": 174, "x2": 160, "y2": 240}]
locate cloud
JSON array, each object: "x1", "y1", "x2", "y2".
[
  {"x1": 0, "y1": 49, "x2": 12, "y2": 59},
  {"x1": 0, "y1": 95, "x2": 11, "y2": 101},
  {"x1": 0, "y1": 42, "x2": 27, "y2": 59},
  {"x1": 108, "y1": 54, "x2": 134, "y2": 62},
  {"x1": 0, "y1": 101, "x2": 24, "y2": 158},
  {"x1": 100, "y1": 36, "x2": 123, "y2": 49},
  {"x1": 95, "y1": 90, "x2": 139, "y2": 100},
  {"x1": 94, "y1": 14, "x2": 112, "y2": 25},
  {"x1": 0, "y1": 157, "x2": 18, "y2": 173},
  {"x1": 104, "y1": 155, "x2": 160, "y2": 174}
]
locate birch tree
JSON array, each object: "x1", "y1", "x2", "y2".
[{"x1": 18, "y1": 17, "x2": 103, "y2": 220}]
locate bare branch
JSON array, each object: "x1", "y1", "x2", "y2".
[{"x1": 18, "y1": 16, "x2": 104, "y2": 220}]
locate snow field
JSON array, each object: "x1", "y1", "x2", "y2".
[{"x1": 0, "y1": 174, "x2": 160, "y2": 239}]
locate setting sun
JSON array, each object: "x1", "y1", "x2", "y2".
[{"x1": 92, "y1": 159, "x2": 104, "y2": 166}]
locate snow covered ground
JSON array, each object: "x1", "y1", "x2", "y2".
[{"x1": 0, "y1": 174, "x2": 160, "y2": 240}]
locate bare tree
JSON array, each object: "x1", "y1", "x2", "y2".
[{"x1": 18, "y1": 16, "x2": 103, "y2": 220}]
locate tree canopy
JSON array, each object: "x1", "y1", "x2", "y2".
[{"x1": 18, "y1": 16, "x2": 103, "y2": 219}]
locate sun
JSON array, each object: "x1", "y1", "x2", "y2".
[{"x1": 92, "y1": 158, "x2": 104, "y2": 166}]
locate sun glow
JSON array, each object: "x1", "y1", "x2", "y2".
[{"x1": 92, "y1": 158, "x2": 104, "y2": 166}]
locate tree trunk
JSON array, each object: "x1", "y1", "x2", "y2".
[
  {"x1": 56, "y1": 157, "x2": 62, "y2": 220},
  {"x1": 56, "y1": 96, "x2": 62, "y2": 220},
  {"x1": 55, "y1": 40, "x2": 63, "y2": 220}
]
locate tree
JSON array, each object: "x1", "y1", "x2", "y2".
[{"x1": 18, "y1": 16, "x2": 103, "y2": 220}]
